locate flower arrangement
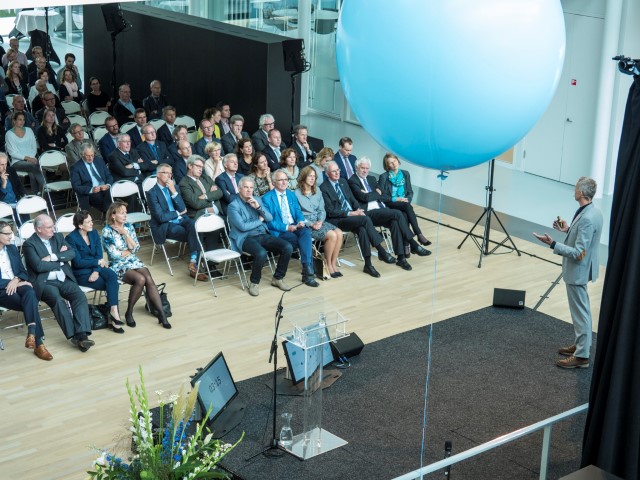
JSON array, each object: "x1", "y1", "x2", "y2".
[{"x1": 88, "y1": 366, "x2": 242, "y2": 479}]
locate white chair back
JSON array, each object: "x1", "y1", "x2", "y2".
[
  {"x1": 0, "y1": 202, "x2": 16, "y2": 224},
  {"x1": 195, "y1": 214, "x2": 226, "y2": 234},
  {"x1": 142, "y1": 175, "x2": 158, "y2": 193},
  {"x1": 18, "y1": 221, "x2": 36, "y2": 242},
  {"x1": 150, "y1": 119, "x2": 166, "y2": 130},
  {"x1": 93, "y1": 126, "x2": 108, "y2": 143},
  {"x1": 187, "y1": 131, "x2": 198, "y2": 144},
  {"x1": 39, "y1": 150, "x2": 68, "y2": 169},
  {"x1": 6, "y1": 94, "x2": 16, "y2": 109},
  {"x1": 176, "y1": 115, "x2": 196, "y2": 132},
  {"x1": 110, "y1": 179, "x2": 141, "y2": 199},
  {"x1": 89, "y1": 111, "x2": 110, "y2": 127},
  {"x1": 16, "y1": 195, "x2": 49, "y2": 216},
  {"x1": 120, "y1": 122, "x2": 136, "y2": 133},
  {"x1": 61, "y1": 100, "x2": 82, "y2": 115},
  {"x1": 55, "y1": 213, "x2": 76, "y2": 234},
  {"x1": 67, "y1": 114, "x2": 88, "y2": 130}
]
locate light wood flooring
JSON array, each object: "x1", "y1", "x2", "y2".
[{"x1": 0, "y1": 206, "x2": 605, "y2": 479}]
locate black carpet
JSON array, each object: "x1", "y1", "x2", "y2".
[{"x1": 219, "y1": 307, "x2": 594, "y2": 480}]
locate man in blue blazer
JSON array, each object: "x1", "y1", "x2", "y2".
[
  {"x1": 262, "y1": 169, "x2": 319, "y2": 287},
  {"x1": 193, "y1": 118, "x2": 221, "y2": 158},
  {"x1": 0, "y1": 221, "x2": 53, "y2": 360},
  {"x1": 137, "y1": 123, "x2": 172, "y2": 167},
  {"x1": 334, "y1": 136, "x2": 357, "y2": 180},
  {"x1": 70, "y1": 144, "x2": 113, "y2": 213},
  {"x1": 534, "y1": 176, "x2": 603, "y2": 369},
  {"x1": 227, "y1": 176, "x2": 292, "y2": 296},
  {"x1": 98, "y1": 116, "x2": 120, "y2": 160},
  {"x1": 146, "y1": 163, "x2": 206, "y2": 281},
  {"x1": 214, "y1": 154, "x2": 244, "y2": 215}
]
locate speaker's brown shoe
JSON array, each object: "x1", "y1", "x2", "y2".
[
  {"x1": 190, "y1": 270, "x2": 208, "y2": 281},
  {"x1": 558, "y1": 344, "x2": 577, "y2": 356},
  {"x1": 34, "y1": 344, "x2": 53, "y2": 361},
  {"x1": 556, "y1": 355, "x2": 589, "y2": 369},
  {"x1": 25, "y1": 334, "x2": 36, "y2": 349}
]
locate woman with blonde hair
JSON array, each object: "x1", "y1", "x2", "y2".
[
  {"x1": 203, "y1": 141, "x2": 224, "y2": 180},
  {"x1": 311, "y1": 147, "x2": 333, "y2": 186}
]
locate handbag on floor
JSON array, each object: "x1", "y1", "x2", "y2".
[
  {"x1": 144, "y1": 283, "x2": 173, "y2": 318},
  {"x1": 313, "y1": 244, "x2": 330, "y2": 280},
  {"x1": 89, "y1": 304, "x2": 108, "y2": 330}
]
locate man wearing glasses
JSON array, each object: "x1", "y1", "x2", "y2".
[
  {"x1": 0, "y1": 221, "x2": 53, "y2": 360},
  {"x1": 34, "y1": 93, "x2": 69, "y2": 131},
  {"x1": 194, "y1": 119, "x2": 220, "y2": 158},
  {"x1": 65, "y1": 123, "x2": 96, "y2": 167},
  {"x1": 147, "y1": 164, "x2": 207, "y2": 281},
  {"x1": 251, "y1": 113, "x2": 276, "y2": 153}
]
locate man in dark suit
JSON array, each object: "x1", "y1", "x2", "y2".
[
  {"x1": 126, "y1": 108, "x2": 147, "y2": 148},
  {"x1": 251, "y1": 113, "x2": 275, "y2": 153},
  {"x1": 334, "y1": 136, "x2": 357, "y2": 180},
  {"x1": 0, "y1": 221, "x2": 53, "y2": 360},
  {"x1": 142, "y1": 80, "x2": 168, "y2": 120},
  {"x1": 147, "y1": 163, "x2": 206, "y2": 281},
  {"x1": 70, "y1": 144, "x2": 113, "y2": 213},
  {"x1": 320, "y1": 161, "x2": 397, "y2": 278},
  {"x1": 534, "y1": 176, "x2": 603, "y2": 369},
  {"x1": 137, "y1": 123, "x2": 171, "y2": 168},
  {"x1": 156, "y1": 106, "x2": 177, "y2": 145},
  {"x1": 172, "y1": 139, "x2": 192, "y2": 185},
  {"x1": 220, "y1": 114, "x2": 249, "y2": 155},
  {"x1": 23, "y1": 214, "x2": 94, "y2": 352},
  {"x1": 348, "y1": 157, "x2": 430, "y2": 262},
  {"x1": 167, "y1": 125, "x2": 189, "y2": 167},
  {"x1": 178, "y1": 156, "x2": 222, "y2": 219},
  {"x1": 291, "y1": 124, "x2": 316, "y2": 168},
  {"x1": 98, "y1": 116, "x2": 120, "y2": 160},
  {"x1": 262, "y1": 128, "x2": 285, "y2": 171},
  {"x1": 35, "y1": 92, "x2": 69, "y2": 131},
  {"x1": 113, "y1": 83, "x2": 143, "y2": 127},
  {"x1": 215, "y1": 154, "x2": 244, "y2": 215},
  {"x1": 0, "y1": 152, "x2": 27, "y2": 224},
  {"x1": 193, "y1": 118, "x2": 220, "y2": 158},
  {"x1": 108, "y1": 133, "x2": 154, "y2": 183},
  {"x1": 65, "y1": 123, "x2": 97, "y2": 167}
]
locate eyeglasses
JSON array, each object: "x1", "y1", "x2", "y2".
[
  {"x1": 0, "y1": 231, "x2": 13, "y2": 236},
  {"x1": 274, "y1": 178, "x2": 289, "y2": 182},
  {"x1": 158, "y1": 171, "x2": 172, "y2": 175},
  {"x1": 263, "y1": 122, "x2": 274, "y2": 127}
]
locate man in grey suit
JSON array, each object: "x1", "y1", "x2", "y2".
[
  {"x1": 23, "y1": 214, "x2": 95, "y2": 352},
  {"x1": 534, "y1": 177, "x2": 603, "y2": 369}
]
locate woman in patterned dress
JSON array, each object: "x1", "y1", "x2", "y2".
[{"x1": 102, "y1": 201, "x2": 171, "y2": 329}]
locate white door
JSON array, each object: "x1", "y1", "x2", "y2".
[{"x1": 523, "y1": 13, "x2": 603, "y2": 184}]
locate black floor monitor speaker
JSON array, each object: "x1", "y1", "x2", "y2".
[
  {"x1": 282, "y1": 39, "x2": 305, "y2": 73},
  {"x1": 330, "y1": 332, "x2": 364, "y2": 359},
  {"x1": 101, "y1": 3, "x2": 130, "y2": 34},
  {"x1": 493, "y1": 288, "x2": 526, "y2": 309}
]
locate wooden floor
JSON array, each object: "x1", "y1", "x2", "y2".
[{"x1": 0, "y1": 206, "x2": 605, "y2": 479}]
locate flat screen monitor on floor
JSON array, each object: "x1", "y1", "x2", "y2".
[
  {"x1": 282, "y1": 324, "x2": 334, "y2": 385},
  {"x1": 191, "y1": 351, "x2": 245, "y2": 438}
]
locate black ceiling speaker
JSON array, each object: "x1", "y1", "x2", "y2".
[{"x1": 101, "y1": 3, "x2": 131, "y2": 35}]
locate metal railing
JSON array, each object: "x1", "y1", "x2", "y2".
[{"x1": 393, "y1": 403, "x2": 589, "y2": 480}]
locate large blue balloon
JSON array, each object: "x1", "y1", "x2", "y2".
[{"x1": 336, "y1": 0, "x2": 565, "y2": 171}]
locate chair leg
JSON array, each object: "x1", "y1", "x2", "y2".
[{"x1": 162, "y1": 245, "x2": 174, "y2": 276}]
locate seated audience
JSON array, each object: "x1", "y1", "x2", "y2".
[
  {"x1": 217, "y1": 101, "x2": 231, "y2": 135},
  {"x1": 23, "y1": 214, "x2": 95, "y2": 352},
  {"x1": 197, "y1": 106, "x2": 223, "y2": 140},
  {"x1": 35, "y1": 92, "x2": 70, "y2": 130},
  {"x1": 0, "y1": 221, "x2": 53, "y2": 360},
  {"x1": 236, "y1": 138, "x2": 255, "y2": 175},
  {"x1": 56, "y1": 53, "x2": 82, "y2": 90},
  {"x1": 311, "y1": 147, "x2": 333, "y2": 187},
  {"x1": 65, "y1": 123, "x2": 96, "y2": 167},
  {"x1": 251, "y1": 113, "x2": 275, "y2": 152},
  {"x1": 295, "y1": 166, "x2": 343, "y2": 278},
  {"x1": 215, "y1": 153, "x2": 244, "y2": 215},
  {"x1": 172, "y1": 139, "x2": 192, "y2": 184},
  {"x1": 36, "y1": 108, "x2": 67, "y2": 153},
  {"x1": 113, "y1": 83, "x2": 142, "y2": 126},
  {"x1": 5, "y1": 60, "x2": 29, "y2": 97},
  {"x1": 0, "y1": 153, "x2": 27, "y2": 224},
  {"x1": 263, "y1": 169, "x2": 319, "y2": 287},
  {"x1": 108, "y1": 133, "x2": 153, "y2": 183},
  {"x1": 86, "y1": 77, "x2": 111, "y2": 113},
  {"x1": 142, "y1": 80, "x2": 168, "y2": 120},
  {"x1": 203, "y1": 141, "x2": 224, "y2": 181},
  {"x1": 334, "y1": 136, "x2": 357, "y2": 180},
  {"x1": 27, "y1": 53, "x2": 57, "y2": 89},
  {"x1": 227, "y1": 176, "x2": 293, "y2": 296},
  {"x1": 102, "y1": 201, "x2": 170, "y2": 328},
  {"x1": 248, "y1": 153, "x2": 274, "y2": 197},
  {"x1": 221, "y1": 114, "x2": 249, "y2": 155},
  {"x1": 65, "y1": 211, "x2": 123, "y2": 333},
  {"x1": 178, "y1": 155, "x2": 222, "y2": 219},
  {"x1": 127, "y1": 108, "x2": 148, "y2": 148},
  {"x1": 320, "y1": 161, "x2": 397, "y2": 278},
  {"x1": 280, "y1": 147, "x2": 300, "y2": 191},
  {"x1": 58, "y1": 68, "x2": 83, "y2": 102},
  {"x1": 167, "y1": 125, "x2": 189, "y2": 166},
  {"x1": 29, "y1": 74, "x2": 55, "y2": 107},
  {"x1": 137, "y1": 123, "x2": 171, "y2": 167},
  {"x1": 3, "y1": 48, "x2": 29, "y2": 80},
  {"x1": 193, "y1": 118, "x2": 219, "y2": 158},
  {"x1": 146, "y1": 163, "x2": 206, "y2": 281},
  {"x1": 378, "y1": 153, "x2": 432, "y2": 246},
  {"x1": 156, "y1": 105, "x2": 177, "y2": 145},
  {"x1": 262, "y1": 128, "x2": 284, "y2": 171},
  {"x1": 292, "y1": 124, "x2": 316, "y2": 168},
  {"x1": 2, "y1": 38, "x2": 28, "y2": 68},
  {"x1": 4, "y1": 95, "x2": 36, "y2": 132},
  {"x1": 70, "y1": 144, "x2": 112, "y2": 213},
  {"x1": 5, "y1": 111, "x2": 45, "y2": 193},
  {"x1": 98, "y1": 116, "x2": 119, "y2": 159}
]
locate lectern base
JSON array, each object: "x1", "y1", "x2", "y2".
[{"x1": 281, "y1": 427, "x2": 347, "y2": 460}]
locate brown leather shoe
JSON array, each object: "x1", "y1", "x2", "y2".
[
  {"x1": 190, "y1": 270, "x2": 208, "y2": 281},
  {"x1": 556, "y1": 355, "x2": 589, "y2": 369},
  {"x1": 25, "y1": 334, "x2": 35, "y2": 349},
  {"x1": 558, "y1": 344, "x2": 577, "y2": 356},
  {"x1": 34, "y1": 344, "x2": 53, "y2": 361}
]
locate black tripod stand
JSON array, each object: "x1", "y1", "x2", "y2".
[{"x1": 458, "y1": 159, "x2": 520, "y2": 268}]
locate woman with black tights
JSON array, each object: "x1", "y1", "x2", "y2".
[{"x1": 101, "y1": 201, "x2": 171, "y2": 329}]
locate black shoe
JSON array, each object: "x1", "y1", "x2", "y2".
[
  {"x1": 417, "y1": 234, "x2": 432, "y2": 246},
  {"x1": 378, "y1": 251, "x2": 396, "y2": 264},
  {"x1": 76, "y1": 338, "x2": 95, "y2": 352},
  {"x1": 158, "y1": 317, "x2": 172, "y2": 329},
  {"x1": 303, "y1": 276, "x2": 319, "y2": 287},
  {"x1": 411, "y1": 245, "x2": 432, "y2": 256},
  {"x1": 109, "y1": 323, "x2": 125, "y2": 334},
  {"x1": 110, "y1": 314, "x2": 124, "y2": 326},
  {"x1": 396, "y1": 258, "x2": 412, "y2": 271},
  {"x1": 330, "y1": 272, "x2": 342, "y2": 278},
  {"x1": 363, "y1": 264, "x2": 381, "y2": 278},
  {"x1": 125, "y1": 313, "x2": 136, "y2": 328}
]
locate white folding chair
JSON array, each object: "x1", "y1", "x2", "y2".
[
  {"x1": 16, "y1": 195, "x2": 49, "y2": 221},
  {"x1": 0, "y1": 202, "x2": 16, "y2": 225},
  {"x1": 54, "y1": 212, "x2": 76, "y2": 234},
  {"x1": 109, "y1": 180, "x2": 151, "y2": 236},
  {"x1": 92, "y1": 126, "x2": 108, "y2": 144},
  {"x1": 61, "y1": 100, "x2": 82, "y2": 115},
  {"x1": 67, "y1": 114, "x2": 88, "y2": 131},
  {"x1": 89, "y1": 111, "x2": 110, "y2": 128},
  {"x1": 120, "y1": 122, "x2": 136, "y2": 133},
  {"x1": 38, "y1": 151, "x2": 73, "y2": 219},
  {"x1": 65, "y1": 130, "x2": 90, "y2": 143},
  {"x1": 195, "y1": 214, "x2": 245, "y2": 296},
  {"x1": 5, "y1": 94, "x2": 16, "y2": 109},
  {"x1": 176, "y1": 115, "x2": 196, "y2": 132},
  {"x1": 16, "y1": 220, "x2": 36, "y2": 252},
  {"x1": 187, "y1": 131, "x2": 198, "y2": 144},
  {"x1": 141, "y1": 175, "x2": 185, "y2": 274},
  {"x1": 150, "y1": 118, "x2": 166, "y2": 130}
]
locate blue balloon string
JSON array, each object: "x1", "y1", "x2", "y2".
[{"x1": 419, "y1": 171, "x2": 447, "y2": 477}]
